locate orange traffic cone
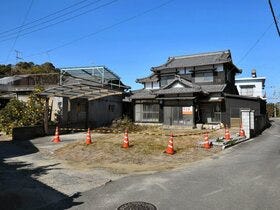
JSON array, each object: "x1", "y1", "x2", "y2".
[
  {"x1": 224, "y1": 125, "x2": 231, "y2": 141},
  {"x1": 203, "y1": 132, "x2": 211, "y2": 149},
  {"x1": 165, "y1": 133, "x2": 175, "y2": 155},
  {"x1": 86, "y1": 128, "x2": 92, "y2": 145},
  {"x1": 121, "y1": 129, "x2": 129, "y2": 148},
  {"x1": 52, "y1": 126, "x2": 61, "y2": 143},
  {"x1": 239, "y1": 123, "x2": 245, "y2": 137}
]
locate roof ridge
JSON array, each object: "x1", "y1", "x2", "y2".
[
  {"x1": 60, "y1": 65, "x2": 105, "y2": 69},
  {"x1": 170, "y1": 50, "x2": 230, "y2": 59}
]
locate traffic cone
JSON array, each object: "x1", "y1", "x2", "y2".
[
  {"x1": 224, "y1": 125, "x2": 231, "y2": 141},
  {"x1": 86, "y1": 128, "x2": 92, "y2": 145},
  {"x1": 165, "y1": 133, "x2": 175, "y2": 155},
  {"x1": 239, "y1": 123, "x2": 245, "y2": 137},
  {"x1": 203, "y1": 132, "x2": 211, "y2": 149},
  {"x1": 52, "y1": 126, "x2": 61, "y2": 143},
  {"x1": 121, "y1": 129, "x2": 129, "y2": 148}
]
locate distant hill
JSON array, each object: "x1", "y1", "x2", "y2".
[{"x1": 0, "y1": 62, "x2": 60, "y2": 77}]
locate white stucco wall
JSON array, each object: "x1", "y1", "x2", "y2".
[{"x1": 235, "y1": 77, "x2": 265, "y2": 98}]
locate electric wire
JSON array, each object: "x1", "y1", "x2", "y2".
[
  {"x1": 25, "y1": 0, "x2": 175, "y2": 59},
  {"x1": 5, "y1": 0, "x2": 34, "y2": 63},
  {"x1": 0, "y1": 0, "x2": 91, "y2": 36},
  {"x1": 0, "y1": 0, "x2": 116, "y2": 43}
]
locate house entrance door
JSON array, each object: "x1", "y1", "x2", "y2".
[{"x1": 164, "y1": 106, "x2": 193, "y2": 126}]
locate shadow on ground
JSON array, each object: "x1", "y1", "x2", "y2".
[{"x1": 0, "y1": 140, "x2": 83, "y2": 210}]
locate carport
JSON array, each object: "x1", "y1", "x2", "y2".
[{"x1": 40, "y1": 79, "x2": 125, "y2": 133}]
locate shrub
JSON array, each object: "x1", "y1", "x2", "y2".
[
  {"x1": 0, "y1": 87, "x2": 45, "y2": 134},
  {"x1": 0, "y1": 99, "x2": 27, "y2": 134}
]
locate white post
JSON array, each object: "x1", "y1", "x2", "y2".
[
  {"x1": 241, "y1": 108, "x2": 251, "y2": 139},
  {"x1": 250, "y1": 110, "x2": 255, "y2": 130}
]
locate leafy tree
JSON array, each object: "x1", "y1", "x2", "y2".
[
  {"x1": 0, "y1": 62, "x2": 59, "y2": 76},
  {"x1": 0, "y1": 87, "x2": 45, "y2": 134},
  {"x1": 0, "y1": 64, "x2": 12, "y2": 76},
  {"x1": 266, "y1": 103, "x2": 280, "y2": 117},
  {"x1": 24, "y1": 87, "x2": 45, "y2": 125}
]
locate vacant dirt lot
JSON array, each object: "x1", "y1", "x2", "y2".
[
  {"x1": 0, "y1": 125, "x2": 239, "y2": 206},
  {"x1": 55, "y1": 126, "x2": 239, "y2": 174}
]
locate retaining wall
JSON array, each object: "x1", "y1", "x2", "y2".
[{"x1": 12, "y1": 125, "x2": 56, "y2": 141}]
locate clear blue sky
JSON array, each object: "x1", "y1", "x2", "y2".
[{"x1": 0, "y1": 0, "x2": 279, "y2": 102}]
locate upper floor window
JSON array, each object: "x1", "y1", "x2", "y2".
[
  {"x1": 178, "y1": 68, "x2": 192, "y2": 75},
  {"x1": 178, "y1": 68, "x2": 185, "y2": 74},
  {"x1": 194, "y1": 72, "x2": 213, "y2": 83},
  {"x1": 160, "y1": 76, "x2": 174, "y2": 87},
  {"x1": 145, "y1": 82, "x2": 152, "y2": 89},
  {"x1": 145, "y1": 81, "x2": 159, "y2": 89},
  {"x1": 240, "y1": 86, "x2": 254, "y2": 96}
]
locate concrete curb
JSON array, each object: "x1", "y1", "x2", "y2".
[{"x1": 198, "y1": 135, "x2": 249, "y2": 149}]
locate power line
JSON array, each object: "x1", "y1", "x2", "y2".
[
  {"x1": 5, "y1": 0, "x2": 34, "y2": 63},
  {"x1": 0, "y1": 0, "x2": 114, "y2": 43},
  {"x1": 25, "y1": 0, "x2": 175, "y2": 59},
  {"x1": 237, "y1": 20, "x2": 276, "y2": 64},
  {"x1": 268, "y1": 0, "x2": 280, "y2": 36},
  {"x1": 0, "y1": 0, "x2": 91, "y2": 36}
]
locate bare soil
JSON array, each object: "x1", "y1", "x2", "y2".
[{"x1": 54, "y1": 126, "x2": 240, "y2": 174}]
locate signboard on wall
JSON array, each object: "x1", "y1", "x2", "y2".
[{"x1": 182, "y1": 106, "x2": 193, "y2": 115}]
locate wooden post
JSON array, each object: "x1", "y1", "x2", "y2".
[{"x1": 44, "y1": 97, "x2": 49, "y2": 135}]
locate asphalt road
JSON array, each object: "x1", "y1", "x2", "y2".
[{"x1": 70, "y1": 119, "x2": 280, "y2": 210}]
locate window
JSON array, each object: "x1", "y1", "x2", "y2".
[
  {"x1": 153, "y1": 81, "x2": 159, "y2": 89},
  {"x1": 145, "y1": 81, "x2": 159, "y2": 89},
  {"x1": 178, "y1": 68, "x2": 192, "y2": 75},
  {"x1": 212, "y1": 103, "x2": 221, "y2": 123},
  {"x1": 135, "y1": 104, "x2": 159, "y2": 122},
  {"x1": 145, "y1": 82, "x2": 152, "y2": 89},
  {"x1": 241, "y1": 87, "x2": 254, "y2": 96},
  {"x1": 160, "y1": 76, "x2": 174, "y2": 87},
  {"x1": 178, "y1": 68, "x2": 185, "y2": 74},
  {"x1": 195, "y1": 72, "x2": 213, "y2": 83}
]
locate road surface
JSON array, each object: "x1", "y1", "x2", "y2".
[{"x1": 70, "y1": 119, "x2": 280, "y2": 210}]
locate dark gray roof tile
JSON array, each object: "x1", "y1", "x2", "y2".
[
  {"x1": 136, "y1": 74, "x2": 158, "y2": 83},
  {"x1": 152, "y1": 50, "x2": 234, "y2": 71},
  {"x1": 201, "y1": 84, "x2": 227, "y2": 93},
  {"x1": 156, "y1": 87, "x2": 201, "y2": 95},
  {"x1": 130, "y1": 89, "x2": 156, "y2": 99}
]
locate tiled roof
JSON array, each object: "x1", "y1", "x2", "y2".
[
  {"x1": 136, "y1": 74, "x2": 158, "y2": 83},
  {"x1": 162, "y1": 77, "x2": 200, "y2": 89},
  {"x1": 201, "y1": 84, "x2": 227, "y2": 93},
  {"x1": 0, "y1": 75, "x2": 29, "y2": 85},
  {"x1": 130, "y1": 89, "x2": 156, "y2": 99},
  {"x1": 152, "y1": 50, "x2": 238, "y2": 71},
  {"x1": 131, "y1": 78, "x2": 231, "y2": 99},
  {"x1": 156, "y1": 87, "x2": 202, "y2": 95}
]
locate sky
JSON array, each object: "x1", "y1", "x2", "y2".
[{"x1": 0, "y1": 0, "x2": 279, "y2": 102}]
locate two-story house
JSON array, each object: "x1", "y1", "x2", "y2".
[
  {"x1": 235, "y1": 69, "x2": 266, "y2": 100},
  {"x1": 131, "y1": 50, "x2": 266, "y2": 127}
]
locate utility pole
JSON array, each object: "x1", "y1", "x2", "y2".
[
  {"x1": 15, "y1": 50, "x2": 23, "y2": 62},
  {"x1": 268, "y1": 0, "x2": 280, "y2": 37}
]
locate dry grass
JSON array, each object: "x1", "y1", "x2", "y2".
[{"x1": 54, "y1": 126, "x2": 240, "y2": 174}]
